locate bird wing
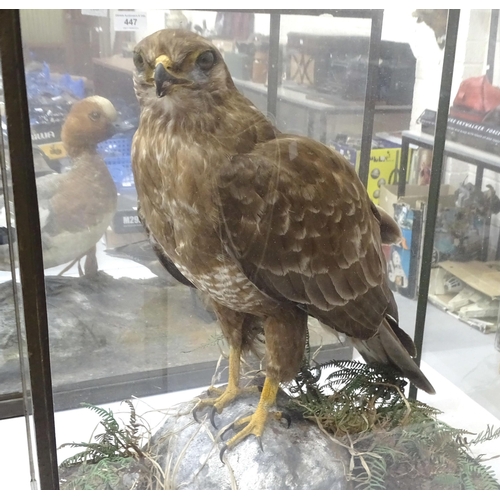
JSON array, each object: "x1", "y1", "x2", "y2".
[
  {"x1": 0, "y1": 172, "x2": 63, "y2": 270},
  {"x1": 41, "y1": 154, "x2": 116, "y2": 238},
  {"x1": 136, "y1": 202, "x2": 196, "y2": 288},
  {"x1": 0, "y1": 172, "x2": 63, "y2": 233},
  {"x1": 216, "y1": 134, "x2": 395, "y2": 340},
  {"x1": 35, "y1": 172, "x2": 67, "y2": 231}
]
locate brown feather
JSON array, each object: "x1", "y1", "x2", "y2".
[{"x1": 131, "y1": 28, "x2": 434, "y2": 394}]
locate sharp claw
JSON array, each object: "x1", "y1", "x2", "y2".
[
  {"x1": 192, "y1": 406, "x2": 201, "y2": 424},
  {"x1": 221, "y1": 422, "x2": 235, "y2": 441},
  {"x1": 210, "y1": 406, "x2": 219, "y2": 429},
  {"x1": 256, "y1": 436, "x2": 263, "y2": 452},
  {"x1": 281, "y1": 411, "x2": 292, "y2": 428},
  {"x1": 219, "y1": 444, "x2": 228, "y2": 463}
]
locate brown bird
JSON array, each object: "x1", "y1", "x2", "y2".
[
  {"x1": 131, "y1": 29, "x2": 435, "y2": 454},
  {"x1": 412, "y1": 9, "x2": 448, "y2": 49},
  {"x1": 0, "y1": 96, "x2": 118, "y2": 276}
]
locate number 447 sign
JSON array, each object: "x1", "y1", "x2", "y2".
[{"x1": 114, "y1": 12, "x2": 147, "y2": 32}]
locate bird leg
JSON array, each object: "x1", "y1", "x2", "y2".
[
  {"x1": 56, "y1": 246, "x2": 98, "y2": 278},
  {"x1": 219, "y1": 307, "x2": 307, "y2": 459},
  {"x1": 83, "y1": 245, "x2": 98, "y2": 276},
  {"x1": 57, "y1": 256, "x2": 82, "y2": 276},
  {"x1": 193, "y1": 345, "x2": 260, "y2": 425},
  {"x1": 219, "y1": 376, "x2": 287, "y2": 459},
  {"x1": 193, "y1": 305, "x2": 265, "y2": 425}
]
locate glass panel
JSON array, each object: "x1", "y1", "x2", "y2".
[
  {"x1": 16, "y1": 10, "x2": 213, "y2": 411},
  {"x1": 211, "y1": 12, "x2": 357, "y2": 359},
  {"x1": 379, "y1": 8, "x2": 500, "y2": 485},
  {"x1": 415, "y1": 9, "x2": 500, "y2": 418},
  {"x1": 10, "y1": 8, "x2": 358, "y2": 422},
  {"x1": 277, "y1": 14, "x2": 373, "y2": 142},
  {"x1": 0, "y1": 59, "x2": 39, "y2": 489},
  {"x1": 3, "y1": 7, "x2": 500, "y2": 489}
]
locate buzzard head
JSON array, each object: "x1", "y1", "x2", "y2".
[{"x1": 133, "y1": 29, "x2": 236, "y2": 109}]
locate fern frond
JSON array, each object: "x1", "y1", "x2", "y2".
[
  {"x1": 59, "y1": 400, "x2": 146, "y2": 471},
  {"x1": 458, "y1": 454, "x2": 500, "y2": 490},
  {"x1": 290, "y1": 355, "x2": 500, "y2": 490},
  {"x1": 469, "y1": 425, "x2": 500, "y2": 446}
]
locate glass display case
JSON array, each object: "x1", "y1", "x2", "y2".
[{"x1": 1, "y1": 8, "x2": 499, "y2": 490}]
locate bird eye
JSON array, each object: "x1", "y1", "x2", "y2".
[
  {"x1": 133, "y1": 51, "x2": 145, "y2": 69},
  {"x1": 89, "y1": 111, "x2": 101, "y2": 121},
  {"x1": 196, "y1": 51, "x2": 215, "y2": 71}
]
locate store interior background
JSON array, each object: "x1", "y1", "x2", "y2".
[{"x1": 1, "y1": 8, "x2": 500, "y2": 489}]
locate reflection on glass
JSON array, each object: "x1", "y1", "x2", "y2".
[
  {"x1": 2, "y1": 8, "x2": 500, "y2": 490},
  {"x1": 0, "y1": 65, "x2": 39, "y2": 488},
  {"x1": 15, "y1": 9, "x2": 225, "y2": 415},
  {"x1": 387, "y1": 10, "x2": 500, "y2": 423}
]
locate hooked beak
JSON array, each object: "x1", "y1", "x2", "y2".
[
  {"x1": 154, "y1": 56, "x2": 190, "y2": 97},
  {"x1": 154, "y1": 63, "x2": 176, "y2": 97},
  {"x1": 112, "y1": 117, "x2": 136, "y2": 134}
]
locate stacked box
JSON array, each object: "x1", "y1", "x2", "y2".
[
  {"x1": 330, "y1": 140, "x2": 401, "y2": 205},
  {"x1": 379, "y1": 184, "x2": 457, "y2": 299}
]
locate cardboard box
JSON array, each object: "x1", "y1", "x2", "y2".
[
  {"x1": 105, "y1": 191, "x2": 145, "y2": 249},
  {"x1": 379, "y1": 184, "x2": 457, "y2": 299},
  {"x1": 30, "y1": 120, "x2": 67, "y2": 163},
  {"x1": 379, "y1": 184, "x2": 457, "y2": 213},
  {"x1": 331, "y1": 141, "x2": 403, "y2": 205},
  {"x1": 384, "y1": 202, "x2": 423, "y2": 298},
  {"x1": 439, "y1": 261, "x2": 500, "y2": 300},
  {"x1": 428, "y1": 261, "x2": 500, "y2": 334}
]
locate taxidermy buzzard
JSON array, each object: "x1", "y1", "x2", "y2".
[{"x1": 131, "y1": 29, "x2": 435, "y2": 455}]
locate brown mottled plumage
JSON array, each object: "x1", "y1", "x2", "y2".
[{"x1": 132, "y1": 29, "x2": 434, "y2": 453}]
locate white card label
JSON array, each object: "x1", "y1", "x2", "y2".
[{"x1": 114, "y1": 12, "x2": 147, "y2": 32}]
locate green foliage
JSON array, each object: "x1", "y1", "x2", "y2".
[
  {"x1": 60, "y1": 457, "x2": 137, "y2": 490},
  {"x1": 59, "y1": 401, "x2": 146, "y2": 468},
  {"x1": 290, "y1": 359, "x2": 500, "y2": 490}
]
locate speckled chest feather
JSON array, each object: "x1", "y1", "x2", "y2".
[{"x1": 132, "y1": 110, "x2": 272, "y2": 313}]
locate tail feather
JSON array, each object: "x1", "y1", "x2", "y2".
[
  {"x1": 385, "y1": 315, "x2": 416, "y2": 358},
  {"x1": 373, "y1": 204, "x2": 402, "y2": 245},
  {"x1": 352, "y1": 317, "x2": 436, "y2": 395}
]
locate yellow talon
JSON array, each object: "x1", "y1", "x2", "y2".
[
  {"x1": 193, "y1": 384, "x2": 261, "y2": 426},
  {"x1": 193, "y1": 345, "x2": 262, "y2": 425},
  {"x1": 219, "y1": 377, "x2": 280, "y2": 459},
  {"x1": 191, "y1": 344, "x2": 288, "y2": 461},
  {"x1": 206, "y1": 385, "x2": 225, "y2": 397}
]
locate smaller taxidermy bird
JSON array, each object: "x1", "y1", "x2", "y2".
[{"x1": 0, "y1": 96, "x2": 118, "y2": 276}]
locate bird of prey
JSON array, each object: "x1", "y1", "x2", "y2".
[
  {"x1": 131, "y1": 29, "x2": 435, "y2": 454},
  {"x1": 0, "y1": 96, "x2": 118, "y2": 276}
]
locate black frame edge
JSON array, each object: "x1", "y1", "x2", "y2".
[
  {"x1": 409, "y1": 10, "x2": 461, "y2": 400},
  {"x1": 0, "y1": 9, "x2": 59, "y2": 489}
]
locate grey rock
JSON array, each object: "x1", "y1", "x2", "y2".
[{"x1": 147, "y1": 389, "x2": 349, "y2": 490}]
